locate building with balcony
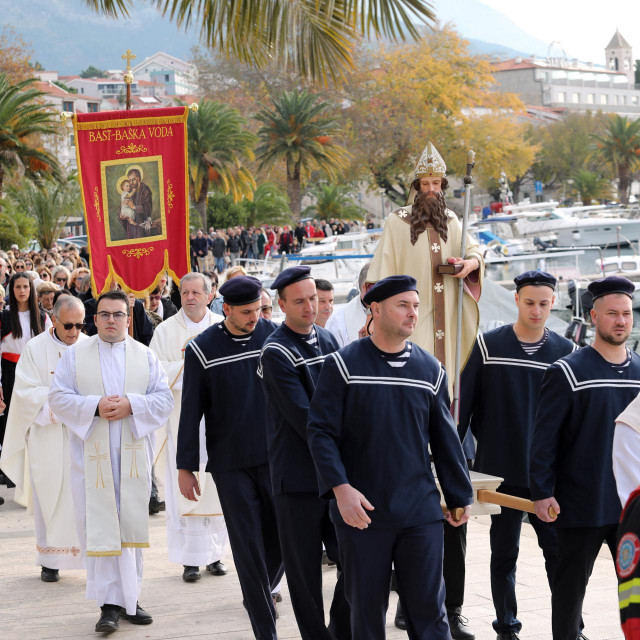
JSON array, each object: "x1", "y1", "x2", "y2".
[{"x1": 491, "y1": 31, "x2": 640, "y2": 117}]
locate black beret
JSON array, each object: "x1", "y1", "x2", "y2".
[
  {"x1": 513, "y1": 270, "x2": 557, "y2": 292},
  {"x1": 587, "y1": 275, "x2": 635, "y2": 302},
  {"x1": 363, "y1": 275, "x2": 418, "y2": 305},
  {"x1": 219, "y1": 276, "x2": 262, "y2": 305},
  {"x1": 270, "y1": 266, "x2": 312, "y2": 292}
]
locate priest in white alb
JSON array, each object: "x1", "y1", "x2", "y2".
[
  {"x1": 0, "y1": 295, "x2": 87, "y2": 582},
  {"x1": 150, "y1": 272, "x2": 228, "y2": 583},
  {"x1": 49, "y1": 289, "x2": 173, "y2": 634}
]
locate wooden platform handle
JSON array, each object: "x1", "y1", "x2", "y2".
[{"x1": 476, "y1": 490, "x2": 558, "y2": 520}]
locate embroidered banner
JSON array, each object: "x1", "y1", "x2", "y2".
[{"x1": 74, "y1": 107, "x2": 190, "y2": 295}]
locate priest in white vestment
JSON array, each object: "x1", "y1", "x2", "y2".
[
  {"x1": 326, "y1": 262, "x2": 371, "y2": 347},
  {"x1": 49, "y1": 290, "x2": 173, "y2": 633},
  {"x1": 0, "y1": 296, "x2": 87, "y2": 582},
  {"x1": 150, "y1": 272, "x2": 228, "y2": 582}
]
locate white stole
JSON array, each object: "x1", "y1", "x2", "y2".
[{"x1": 75, "y1": 336, "x2": 149, "y2": 556}]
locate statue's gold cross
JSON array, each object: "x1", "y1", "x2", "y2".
[
  {"x1": 89, "y1": 442, "x2": 107, "y2": 489},
  {"x1": 125, "y1": 438, "x2": 143, "y2": 479},
  {"x1": 121, "y1": 49, "x2": 136, "y2": 72}
]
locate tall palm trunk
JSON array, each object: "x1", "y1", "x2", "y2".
[
  {"x1": 191, "y1": 175, "x2": 209, "y2": 230},
  {"x1": 618, "y1": 165, "x2": 631, "y2": 204},
  {"x1": 287, "y1": 163, "x2": 302, "y2": 219}
]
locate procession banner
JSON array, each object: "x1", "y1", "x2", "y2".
[{"x1": 73, "y1": 106, "x2": 190, "y2": 295}]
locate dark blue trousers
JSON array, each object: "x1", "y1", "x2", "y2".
[
  {"x1": 212, "y1": 464, "x2": 284, "y2": 640},
  {"x1": 336, "y1": 521, "x2": 450, "y2": 640},
  {"x1": 552, "y1": 525, "x2": 617, "y2": 640},
  {"x1": 273, "y1": 492, "x2": 351, "y2": 640},
  {"x1": 490, "y1": 484, "x2": 558, "y2": 633}
]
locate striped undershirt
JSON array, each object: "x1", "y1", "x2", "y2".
[
  {"x1": 219, "y1": 322, "x2": 253, "y2": 346},
  {"x1": 374, "y1": 342, "x2": 413, "y2": 368},
  {"x1": 611, "y1": 349, "x2": 632, "y2": 374},
  {"x1": 518, "y1": 327, "x2": 548, "y2": 356},
  {"x1": 303, "y1": 327, "x2": 319, "y2": 351}
]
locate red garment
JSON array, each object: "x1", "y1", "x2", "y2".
[
  {"x1": 313, "y1": 228, "x2": 325, "y2": 238},
  {"x1": 305, "y1": 224, "x2": 314, "y2": 236}
]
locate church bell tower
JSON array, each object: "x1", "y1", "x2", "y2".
[{"x1": 605, "y1": 29, "x2": 634, "y2": 84}]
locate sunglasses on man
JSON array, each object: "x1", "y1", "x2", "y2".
[{"x1": 58, "y1": 322, "x2": 86, "y2": 330}]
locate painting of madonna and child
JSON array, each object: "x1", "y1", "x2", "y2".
[{"x1": 101, "y1": 157, "x2": 167, "y2": 246}]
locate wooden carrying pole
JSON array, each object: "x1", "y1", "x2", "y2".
[
  {"x1": 446, "y1": 490, "x2": 557, "y2": 521},
  {"x1": 451, "y1": 150, "x2": 475, "y2": 423}
]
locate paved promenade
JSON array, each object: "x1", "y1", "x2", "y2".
[{"x1": 0, "y1": 485, "x2": 623, "y2": 640}]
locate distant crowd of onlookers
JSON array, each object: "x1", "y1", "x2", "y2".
[{"x1": 189, "y1": 218, "x2": 367, "y2": 274}]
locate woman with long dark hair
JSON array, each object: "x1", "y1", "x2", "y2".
[{"x1": 0, "y1": 273, "x2": 51, "y2": 486}]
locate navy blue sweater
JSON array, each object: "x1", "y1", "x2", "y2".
[
  {"x1": 459, "y1": 324, "x2": 576, "y2": 487},
  {"x1": 530, "y1": 345, "x2": 640, "y2": 527},
  {"x1": 259, "y1": 323, "x2": 339, "y2": 495},
  {"x1": 177, "y1": 319, "x2": 276, "y2": 473},
  {"x1": 307, "y1": 338, "x2": 473, "y2": 528}
]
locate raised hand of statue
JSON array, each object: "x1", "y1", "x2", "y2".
[{"x1": 448, "y1": 256, "x2": 480, "y2": 279}]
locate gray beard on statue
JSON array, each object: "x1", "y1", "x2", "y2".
[{"x1": 410, "y1": 190, "x2": 449, "y2": 245}]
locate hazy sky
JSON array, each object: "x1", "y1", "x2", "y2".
[{"x1": 478, "y1": 0, "x2": 637, "y2": 62}]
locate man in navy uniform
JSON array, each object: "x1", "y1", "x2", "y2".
[
  {"x1": 531, "y1": 275, "x2": 640, "y2": 640},
  {"x1": 307, "y1": 274, "x2": 473, "y2": 639},
  {"x1": 177, "y1": 276, "x2": 284, "y2": 640},
  {"x1": 259, "y1": 266, "x2": 350, "y2": 640},
  {"x1": 459, "y1": 270, "x2": 576, "y2": 640}
]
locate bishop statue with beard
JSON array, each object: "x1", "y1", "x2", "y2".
[{"x1": 368, "y1": 142, "x2": 483, "y2": 398}]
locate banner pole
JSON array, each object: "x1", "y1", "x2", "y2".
[{"x1": 121, "y1": 49, "x2": 136, "y2": 111}]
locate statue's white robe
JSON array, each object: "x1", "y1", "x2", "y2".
[
  {"x1": 0, "y1": 329, "x2": 86, "y2": 569},
  {"x1": 150, "y1": 308, "x2": 228, "y2": 567},
  {"x1": 49, "y1": 337, "x2": 173, "y2": 614}
]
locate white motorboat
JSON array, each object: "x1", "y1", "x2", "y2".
[{"x1": 511, "y1": 208, "x2": 640, "y2": 247}]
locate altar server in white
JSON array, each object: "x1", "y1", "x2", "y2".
[
  {"x1": 150, "y1": 272, "x2": 227, "y2": 582},
  {"x1": 326, "y1": 263, "x2": 371, "y2": 347},
  {"x1": 0, "y1": 295, "x2": 87, "y2": 582},
  {"x1": 49, "y1": 289, "x2": 173, "y2": 634}
]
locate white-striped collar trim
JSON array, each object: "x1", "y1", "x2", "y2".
[
  {"x1": 188, "y1": 339, "x2": 261, "y2": 369},
  {"x1": 556, "y1": 357, "x2": 640, "y2": 391},
  {"x1": 477, "y1": 333, "x2": 551, "y2": 371},
  {"x1": 260, "y1": 341, "x2": 328, "y2": 368},
  {"x1": 331, "y1": 351, "x2": 445, "y2": 393}
]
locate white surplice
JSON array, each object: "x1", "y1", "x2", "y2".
[
  {"x1": 150, "y1": 308, "x2": 228, "y2": 567},
  {"x1": 0, "y1": 328, "x2": 85, "y2": 569},
  {"x1": 325, "y1": 295, "x2": 367, "y2": 348},
  {"x1": 49, "y1": 337, "x2": 173, "y2": 614}
]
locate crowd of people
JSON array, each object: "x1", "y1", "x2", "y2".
[
  {"x1": 189, "y1": 218, "x2": 366, "y2": 273},
  {"x1": 0, "y1": 140, "x2": 638, "y2": 640}
]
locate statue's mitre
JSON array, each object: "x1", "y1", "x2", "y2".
[{"x1": 413, "y1": 142, "x2": 447, "y2": 179}]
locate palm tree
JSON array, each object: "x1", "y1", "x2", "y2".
[
  {"x1": 0, "y1": 74, "x2": 62, "y2": 195},
  {"x1": 302, "y1": 183, "x2": 366, "y2": 221},
  {"x1": 570, "y1": 169, "x2": 612, "y2": 206},
  {"x1": 188, "y1": 100, "x2": 257, "y2": 230},
  {"x1": 86, "y1": 1, "x2": 435, "y2": 84},
  {"x1": 593, "y1": 115, "x2": 640, "y2": 204},
  {"x1": 242, "y1": 183, "x2": 291, "y2": 227},
  {"x1": 8, "y1": 177, "x2": 81, "y2": 249},
  {"x1": 0, "y1": 200, "x2": 34, "y2": 249},
  {"x1": 255, "y1": 89, "x2": 349, "y2": 218}
]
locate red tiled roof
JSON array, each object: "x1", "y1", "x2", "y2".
[
  {"x1": 492, "y1": 59, "x2": 538, "y2": 71},
  {"x1": 36, "y1": 81, "x2": 76, "y2": 98}
]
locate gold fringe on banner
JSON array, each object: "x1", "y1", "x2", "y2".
[{"x1": 76, "y1": 113, "x2": 187, "y2": 131}]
